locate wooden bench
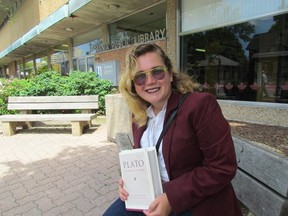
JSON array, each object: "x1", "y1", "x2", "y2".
[
  {"x1": 0, "y1": 95, "x2": 99, "y2": 136},
  {"x1": 232, "y1": 136, "x2": 288, "y2": 216},
  {"x1": 115, "y1": 133, "x2": 288, "y2": 216}
]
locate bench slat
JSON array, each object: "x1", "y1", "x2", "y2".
[
  {"x1": 233, "y1": 136, "x2": 288, "y2": 197},
  {"x1": 232, "y1": 169, "x2": 288, "y2": 216},
  {"x1": 0, "y1": 114, "x2": 97, "y2": 122},
  {"x1": 8, "y1": 95, "x2": 99, "y2": 110},
  {"x1": 8, "y1": 103, "x2": 98, "y2": 110},
  {"x1": 8, "y1": 95, "x2": 98, "y2": 103}
]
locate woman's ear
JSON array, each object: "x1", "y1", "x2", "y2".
[{"x1": 170, "y1": 72, "x2": 174, "y2": 82}]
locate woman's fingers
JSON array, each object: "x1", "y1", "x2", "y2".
[{"x1": 118, "y1": 178, "x2": 129, "y2": 201}]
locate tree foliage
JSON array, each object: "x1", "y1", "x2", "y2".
[{"x1": 185, "y1": 22, "x2": 255, "y2": 65}]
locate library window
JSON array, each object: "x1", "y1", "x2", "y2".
[{"x1": 181, "y1": 14, "x2": 288, "y2": 103}]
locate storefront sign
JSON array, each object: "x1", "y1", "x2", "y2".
[
  {"x1": 95, "y1": 60, "x2": 118, "y2": 86},
  {"x1": 51, "y1": 51, "x2": 68, "y2": 63},
  {"x1": 92, "y1": 28, "x2": 166, "y2": 53}
]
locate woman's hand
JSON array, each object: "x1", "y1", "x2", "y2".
[
  {"x1": 118, "y1": 178, "x2": 129, "y2": 201},
  {"x1": 143, "y1": 193, "x2": 172, "y2": 216}
]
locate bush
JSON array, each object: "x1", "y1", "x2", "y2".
[
  {"x1": 0, "y1": 78, "x2": 33, "y2": 114},
  {"x1": 0, "y1": 71, "x2": 113, "y2": 115}
]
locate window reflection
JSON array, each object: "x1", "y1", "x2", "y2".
[
  {"x1": 87, "y1": 57, "x2": 94, "y2": 72},
  {"x1": 78, "y1": 58, "x2": 86, "y2": 72},
  {"x1": 181, "y1": 14, "x2": 288, "y2": 103}
]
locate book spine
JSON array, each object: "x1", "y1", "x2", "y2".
[
  {"x1": 147, "y1": 148, "x2": 163, "y2": 196},
  {"x1": 144, "y1": 148, "x2": 157, "y2": 199}
]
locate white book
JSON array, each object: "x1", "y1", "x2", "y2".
[{"x1": 119, "y1": 147, "x2": 163, "y2": 211}]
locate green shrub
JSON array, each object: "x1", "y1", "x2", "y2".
[
  {"x1": 23, "y1": 70, "x2": 67, "y2": 96},
  {"x1": 0, "y1": 71, "x2": 113, "y2": 115},
  {"x1": 0, "y1": 97, "x2": 9, "y2": 115},
  {"x1": 64, "y1": 71, "x2": 113, "y2": 112},
  {"x1": 0, "y1": 78, "x2": 33, "y2": 114}
]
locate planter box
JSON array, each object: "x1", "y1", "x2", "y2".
[
  {"x1": 218, "y1": 100, "x2": 288, "y2": 127},
  {"x1": 105, "y1": 94, "x2": 132, "y2": 142}
]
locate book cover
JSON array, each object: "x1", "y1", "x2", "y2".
[{"x1": 119, "y1": 147, "x2": 163, "y2": 211}]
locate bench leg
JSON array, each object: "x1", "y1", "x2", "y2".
[
  {"x1": 2, "y1": 122, "x2": 17, "y2": 136},
  {"x1": 71, "y1": 121, "x2": 90, "y2": 136},
  {"x1": 20, "y1": 121, "x2": 33, "y2": 129}
]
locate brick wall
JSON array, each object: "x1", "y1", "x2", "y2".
[{"x1": 94, "y1": 40, "x2": 167, "y2": 76}]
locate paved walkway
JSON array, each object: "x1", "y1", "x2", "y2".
[{"x1": 0, "y1": 119, "x2": 119, "y2": 216}]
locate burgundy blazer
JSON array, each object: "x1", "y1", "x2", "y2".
[{"x1": 132, "y1": 92, "x2": 242, "y2": 216}]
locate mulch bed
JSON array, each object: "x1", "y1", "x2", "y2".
[{"x1": 229, "y1": 121, "x2": 288, "y2": 156}]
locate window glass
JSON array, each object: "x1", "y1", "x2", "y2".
[
  {"x1": 181, "y1": 0, "x2": 288, "y2": 34},
  {"x1": 108, "y1": 3, "x2": 166, "y2": 47},
  {"x1": 78, "y1": 58, "x2": 86, "y2": 72},
  {"x1": 61, "y1": 61, "x2": 69, "y2": 75},
  {"x1": 181, "y1": 14, "x2": 288, "y2": 103},
  {"x1": 73, "y1": 59, "x2": 77, "y2": 70},
  {"x1": 73, "y1": 28, "x2": 103, "y2": 57},
  {"x1": 87, "y1": 56, "x2": 94, "y2": 72},
  {"x1": 73, "y1": 39, "x2": 101, "y2": 58}
]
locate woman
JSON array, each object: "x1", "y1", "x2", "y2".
[{"x1": 103, "y1": 43, "x2": 243, "y2": 216}]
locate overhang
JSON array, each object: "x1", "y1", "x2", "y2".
[{"x1": 0, "y1": 0, "x2": 165, "y2": 66}]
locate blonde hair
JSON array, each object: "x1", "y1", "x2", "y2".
[{"x1": 119, "y1": 43, "x2": 199, "y2": 127}]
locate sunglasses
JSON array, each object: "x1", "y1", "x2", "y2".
[{"x1": 133, "y1": 66, "x2": 168, "y2": 86}]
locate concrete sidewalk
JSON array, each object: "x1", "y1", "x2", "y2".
[{"x1": 0, "y1": 119, "x2": 119, "y2": 216}]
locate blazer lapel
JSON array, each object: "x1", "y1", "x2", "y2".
[
  {"x1": 132, "y1": 92, "x2": 182, "y2": 178},
  {"x1": 162, "y1": 92, "x2": 181, "y2": 179},
  {"x1": 132, "y1": 123, "x2": 147, "y2": 148}
]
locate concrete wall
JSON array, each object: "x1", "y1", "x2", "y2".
[
  {"x1": 0, "y1": 0, "x2": 39, "y2": 50},
  {"x1": 218, "y1": 100, "x2": 288, "y2": 127},
  {"x1": 38, "y1": 0, "x2": 68, "y2": 21},
  {"x1": 8, "y1": 61, "x2": 17, "y2": 78},
  {"x1": 105, "y1": 94, "x2": 288, "y2": 141},
  {"x1": 0, "y1": 0, "x2": 68, "y2": 51},
  {"x1": 166, "y1": 0, "x2": 178, "y2": 69},
  {"x1": 105, "y1": 94, "x2": 132, "y2": 142}
]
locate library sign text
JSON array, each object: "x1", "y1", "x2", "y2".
[{"x1": 92, "y1": 28, "x2": 166, "y2": 53}]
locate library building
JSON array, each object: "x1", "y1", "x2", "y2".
[
  {"x1": 1, "y1": 2, "x2": 287, "y2": 216},
  {"x1": 0, "y1": 0, "x2": 288, "y2": 104}
]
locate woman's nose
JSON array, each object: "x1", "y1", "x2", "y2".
[{"x1": 145, "y1": 74, "x2": 156, "y2": 84}]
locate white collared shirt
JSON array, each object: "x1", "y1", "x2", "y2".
[{"x1": 140, "y1": 103, "x2": 170, "y2": 182}]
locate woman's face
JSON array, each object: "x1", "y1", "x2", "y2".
[{"x1": 134, "y1": 52, "x2": 173, "y2": 112}]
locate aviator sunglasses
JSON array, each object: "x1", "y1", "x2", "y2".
[{"x1": 133, "y1": 66, "x2": 168, "y2": 86}]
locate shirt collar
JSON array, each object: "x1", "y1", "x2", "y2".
[{"x1": 146, "y1": 101, "x2": 168, "y2": 118}]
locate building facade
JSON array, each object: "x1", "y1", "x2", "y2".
[{"x1": 0, "y1": 0, "x2": 288, "y2": 104}]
